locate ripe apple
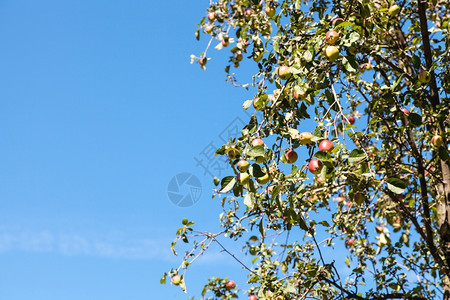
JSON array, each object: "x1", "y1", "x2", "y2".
[
  {"x1": 265, "y1": 6, "x2": 276, "y2": 17},
  {"x1": 204, "y1": 24, "x2": 214, "y2": 33},
  {"x1": 431, "y1": 135, "x2": 443, "y2": 147},
  {"x1": 226, "y1": 280, "x2": 236, "y2": 290},
  {"x1": 251, "y1": 138, "x2": 265, "y2": 147},
  {"x1": 237, "y1": 173, "x2": 250, "y2": 185},
  {"x1": 278, "y1": 65, "x2": 291, "y2": 80},
  {"x1": 332, "y1": 17, "x2": 344, "y2": 26},
  {"x1": 400, "y1": 107, "x2": 410, "y2": 116},
  {"x1": 418, "y1": 70, "x2": 431, "y2": 83},
  {"x1": 257, "y1": 173, "x2": 270, "y2": 184},
  {"x1": 319, "y1": 139, "x2": 334, "y2": 152},
  {"x1": 171, "y1": 275, "x2": 182, "y2": 285},
  {"x1": 308, "y1": 159, "x2": 323, "y2": 174},
  {"x1": 325, "y1": 46, "x2": 340, "y2": 61},
  {"x1": 285, "y1": 150, "x2": 298, "y2": 164},
  {"x1": 237, "y1": 160, "x2": 250, "y2": 172},
  {"x1": 345, "y1": 238, "x2": 354, "y2": 247},
  {"x1": 347, "y1": 116, "x2": 355, "y2": 125},
  {"x1": 244, "y1": 9, "x2": 253, "y2": 18},
  {"x1": 388, "y1": 5, "x2": 400, "y2": 16},
  {"x1": 249, "y1": 294, "x2": 258, "y2": 300},
  {"x1": 325, "y1": 30, "x2": 339, "y2": 45},
  {"x1": 207, "y1": 12, "x2": 216, "y2": 21},
  {"x1": 299, "y1": 132, "x2": 313, "y2": 144}
]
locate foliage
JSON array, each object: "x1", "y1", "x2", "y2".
[{"x1": 165, "y1": 0, "x2": 450, "y2": 299}]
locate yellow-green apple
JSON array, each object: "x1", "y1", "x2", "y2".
[
  {"x1": 227, "y1": 146, "x2": 240, "y2": 160},
  {"x1": 171, "y1": 275, "x2": 182, "y2": 285},
  {"x1": 237, "y1": 173, "x2": 250, "y2": 185},
  {"x1": 319, "y1": 139, "x2": 334, "y2": 152},
  {"x1": 431, "y1": 135, "x2": 443, "y2": 147},
  {"x1": 237, "y1": 160, "x2": 250, "y2": 172},
  {"x1": 418, "y1": 70, "x2": 431, "y2": 83},
  {"x1": 308, "y1": 159, "x2": 323, "y2": 174},
  {"x1": 226, "y1": 280, "x2": 236, "y2": 289},
  {"x1": 285, "y1": 150, "x2": 298, "y2": 164},
  {"x1": 265, "y1": 6, "x2": 276, "y2": 17},
  {"x1": 325, "y1": 30, "x2": 339, "y2": 44},
  {"x1": 257, "y1": 173, "x2": 270, "y2": 184},
  {"x1": 299, "y1": 132, "x2": 313, "y2": 144},
  {"x1": 325, "y1": 46, "x2": 340, "y2": 61},
  {"x1": 388, "y1": 5, "x2": 400, "y2": 16},
  {"x1": 251, "y1": 138, "x2": 265, "y2": 147},
  {"x1": 278, "y1": 65, "x2": 291, "y2": 80}
]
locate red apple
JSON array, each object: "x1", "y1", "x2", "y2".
[
  {"x1": 325, "y1": 30, "x2": 339, "y2": 44},
  {"x1": 244, "y1": 9, "x2": 253, "y2": 18},
  {"x1": 226, "y1": 280, "x2": 236, "y2": 290},
  {"x1": 207, "y1": 12, "x2": 216, "y2": 22},
  {"x1": 347, "y1": 116, "x2": 355, "y2": 125},
  {"x1": 401, "y1": 107, "x2": 410, "y2": 116},
  {"x1": 251, "y1": 138, "x2": 265, "y2": 147},
  {"x1": 249, "y1": 295, "x2": 258, "y2": 300},
  {"x1": 431, "y1": 135, "x2": 443, "y2": 147},
  {"x1": 278, "y1": 65, "x2": 291, "y2": 80},
  {"x1": 319, "y1": 140, "x2": 334, "y2": 152},
  {"x1": 285, "y1": 150, "x2": 298, "y2": 164},
  {"x1": 345, "y1": 238, "x2": 354, "y2": 247},
  {"x1": 171, "y1": 275, "x2": 182, "y2": 285},
  {"x1": 222, "y1": 37, "x2": 230, "y2": 47},
  {"x1": 308, "y1": 159, "x2": 323, "y2": 174}
]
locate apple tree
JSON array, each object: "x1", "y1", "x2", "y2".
[{"x1": 163, "y1": 0, "x2": 450, "y2": 299}]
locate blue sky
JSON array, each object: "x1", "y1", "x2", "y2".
[{"x1": 0, "y1": 1, "x2": 259, "y2": 299}]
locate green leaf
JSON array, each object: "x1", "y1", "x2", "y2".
[
  {"x1": 386, "y1": 178, "x2": 408, "y2": 194},
  {"x1": 242, "y1": 99, "x2": 253, "y2": 110},
  {"x1": 314, "y1": 150, "x2": 331, "y2": 161},
  {"x1": 243, "y1": 193, "x2": 254, "y2": 209},
  {"x1": 349, "y1": 149, "x2": 366, "y2": 163},
  {"x1": 439, "y1": 146, "x2": 449, "y2": 161},
  {"x1": 408, "y1": 113, "x2": 422, "y2": 126},
  {"x1": 247, "y1": 145, "x2": 265, "y2": 158},
  {"x1": 342, "y1": 56, "x2": 358, "y2": 73},
  {"x1": 220, "y1": 176, "x2": 236, "y2": 193}
]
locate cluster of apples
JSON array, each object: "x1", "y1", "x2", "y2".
[{"x1": 236, "y1": 138, "x2": 270, "y2": 185}]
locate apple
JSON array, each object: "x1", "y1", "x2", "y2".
[
  {"x1": 325, "y1": 30, "x2": 339, "y2": 45},
  {"x1": 401, "y1": 107, "x2": 410, "y2": 116},
  {"x1": 388, "y1": 5, "x2": 400, "y2": 16},
  {"x1": 431, "y1": 135, "x2": 443, "y2": 147},
  {"x1": 308, "y1": 159, "x2": 323, "y2": 174},
  {"x1": 299, "y1": 132, "x2": 313, "y2": 144},
  {"x1": 345, "y1": 238, "x2": 354, "y2": 247},
  {"x1": 251, "y1": 138, "x2": 265, "y2": 147},
  {"x1": 418, "y1": 70, "x2": 431, "y2": 83},
  {"x1": 257, "y1": 173, "x2": 270, "y2": 184},
  {"x1": 347, "y1": 115, "x2": 355, "y2": 125},
  {"x1": 285, "y1": 150, "x2": 298, "y2": 164},
  {"x1": 265, "y1": 6, "x2": 276, "y2": 18},
  {"x1": 237, "y1": 160, "x2": 250, "y2": 172},
  {"x1": 204, "y1": 24, "x2": 214, "y2": 33},
  {"x1": 325, "y1": 46, "x2": 340, "y2": 61},
  {"x1": 237, "y1": 173, "x2": 250, "y2": 185},
  {"x1": 336, "y1": 194, "x2": 345, "y2": 203},
  {"x1": 319, "y1": 139, "x2": 334, "y2": 152},
  {"x1": 226, "y1": 280, "x2": 236, "y2": 290},
  {"x1": 249, "y1": 294, "x2": 258, "y2": 300},
  {"x1": 375, "y1": 226, "x2": 384, "y2": 233},
  {"x1": 278, "y1": 65, "x2": 291, "y2": 80},
  {"x1": 199, "y1": 57, "x2": 207, "y2": 66},
  {"x1": 244, "y1": 9, "x2": 253, "y2": 18},
  {"x1": 235, "y1": 52, "x2": 243, "y2": 61},
  {"x1": 207, "y1": 12, "x2": 216, "y2": 22},
  {"x1": 227, "y1": 146, "x2": 240, "y2": 160},
  {"x1": 171, "y1": 275, "x2": 182, "y2": 285},
  {"x1": 332, "y1": 17, "x2": 344, "y2": 26},
  {"x1": 222, "y1": 37, "x2": 230, "y2": 47},
  {"x1": 346, "y1": 201, "x2": 353, "y2": 208}
]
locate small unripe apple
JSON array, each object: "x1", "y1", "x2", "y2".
[
  {"x1": 325, "y1": 46, "x2": 340, "y2": 61},
  {"x1": 226, "y1": 280, "x2": 236, "y2": 290},
  {"x1": 401, "y1": 107, "x2": 410, "y2": 116},
  {"x1": 332, "y1": 17, "x2": 344, "y2": 26},
  {"x1": 431, "y1": 135, "x2": 443, "y2": 147},
  {"x1": 319, "y1": 140, "x2": 334, "y2": 152},
  {"x1": 207, "y1": 12, "x2": 216, "y2": 21},
  {"x1": 325, "y1": 30, "x2": 339, "y2": 45},
  {"x1": 265, "y1": 6, "x2": 276, "y2": 18},
  {"x1": 345, "y1": 238, "x2": 354, "y2": 247},
  {"x1": 278, "y1": 65, "x2": 291, "y2": 80},
  {"x1": 257, "y1": 173, "x2": 270, "y2": 184},
  {"x1": 227, "y1": 146, "x2": 240, "y2": 160},
  {"x1": 248, "y1": 294, "x2": 258, "y2": 300},
  {"x1": 418, "y1": 70, "x2": 431, "y2": 83},
  {"x1": 388, "y1": 5, "x2": 400, "y2": 16},
  {"x1": 171, "y1": 275, "x2": 182, "y2": 285},
  {"x1": 237, "y1": 173, "x2": 250, "y2": 185},
  {"x1": 308, "y1": 159, "x2": 323, "y2": 174},
  {"x1": 347, "y1": 116, "x2": 355, "y2": 125},
  {"x1": 299, "y1": 132, "x2": 313, "y2": 144},
  {"x1": 251, "y1": 138, "x2": 265, "y2": 147},
  {"x1": 285, "y1": 150, "x2": 298, "y2": 164},
  {"x1": 237, "y1": 160, "x2": 250, "y2": 172}
]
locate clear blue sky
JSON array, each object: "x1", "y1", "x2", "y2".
[{"x1": 0, "y1": 1, "x2": 260, "y2": 299}]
